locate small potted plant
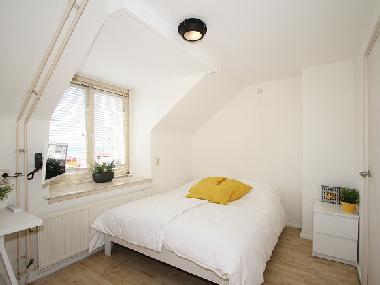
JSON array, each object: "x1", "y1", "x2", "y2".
[
  {"x1": 91, "y1": 161, "x2": 115, "y2": 183},
  {"x1": 0, "y1": 184, "x2": 13, "y2": 201},
  {"x1": 340, "y1": 187, "x2": 359, "y2": 214}
]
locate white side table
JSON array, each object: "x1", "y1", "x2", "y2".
[
  {"x1": 312, "y1": 200, "x2": 358, "y2": 265},
  {"x1": 0, "y1": 208, "x2": 42, "y2": 285}
]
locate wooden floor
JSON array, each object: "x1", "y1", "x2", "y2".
[{"x1": 32, "y1": 227, "x2": 359, "y2": 285}]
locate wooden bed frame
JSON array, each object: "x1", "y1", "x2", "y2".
[{"x1": 104, "y1": 234, "x2": 229, "y2": 285}]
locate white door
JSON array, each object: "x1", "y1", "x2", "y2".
[{"x1": 367, "y1": 28, "x2": 380, "y2": 285}]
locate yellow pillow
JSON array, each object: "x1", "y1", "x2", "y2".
[
  {"x1": 187, "y1": 177, "x2": 227, "y2": 196},
  {"x1": 219, "y1": 179, "x2": 253, "y2": 202},
  {"x1": 208, "y1": 185, "x2": 236, "y2": 205},
  {"x1": 186, "y1": 183, "x2": 234, "y2": 205},
  {"x1": 186, "y1": 177, "x2": 230, "y2": 204},
  {"x1": 197, "y1": 177, "x2": 227, "y2": 185}
]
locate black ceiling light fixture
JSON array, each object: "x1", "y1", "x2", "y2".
[{"x1": 178, "y1": 18, "x2": 207, "y2": 42}]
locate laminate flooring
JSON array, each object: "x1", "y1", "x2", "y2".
[{"x1": 32, "y1": 227, "x2": 360, "y2": 285}]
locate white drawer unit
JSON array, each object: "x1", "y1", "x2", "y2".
[{"x1": 312, "y1": 201, "x2": 359, "y2": 265}]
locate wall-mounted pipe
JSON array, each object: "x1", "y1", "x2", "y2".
[
  {"x1": 15, "y1": 0, "x2": 89, "y2": 280},
  {"x1": 24, "y1": 0, "x2": 89, "y2": 123},
  {"x1": 15, "y1": 1, "x2": 75, "y2": 278},
  {"x1": 23, "y1": 0, "x2": 89, "y2": 211},
  {"x1": 16, "y1": 0, "x2": 76, "y2": 208},
  {"x1": 16, "y1": 1, "x2": 76, "y2": 123}
]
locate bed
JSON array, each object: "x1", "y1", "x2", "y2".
[{"x1": 89, "y1": 179, "x2": 286, "y2": 285}]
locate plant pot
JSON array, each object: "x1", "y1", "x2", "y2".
[
  {"x1": 341, "y1": 202, "x2": 357, "y2": 214},
  {"x1": 92, "y1": 172, "x2": 114, "y2": 183}
]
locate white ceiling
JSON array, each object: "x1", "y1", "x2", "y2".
[
  {"x1": 0, "y1": 0, "x2": 66, "y2": 116},
  {"x1": 79, "y1": 13, "x2": 206, "y2": 91},
  {"x1": 1, "y1": 0, "x2": 377, "y2": 125},
  {"x1": 141, "y1": 0, "x2": 378, "y2": 83},
  {"x1": 77, "y1": 0, "x2": 379, "y2": 134}
]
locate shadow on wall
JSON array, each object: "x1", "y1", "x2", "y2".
[{"x1": 150, "y1": 72, "x2": 249, "y2": 192}]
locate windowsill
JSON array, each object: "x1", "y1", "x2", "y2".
[{"x1": 46, "y1": 176, "x2": 152, "y2": 204}]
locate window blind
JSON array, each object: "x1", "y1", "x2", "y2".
[
  {"x1": 93, "y1": 90, "x2": 125, "y2": 165},
  {"x1": 49, "y1": 84, "x2": 87, "y2": 169}
]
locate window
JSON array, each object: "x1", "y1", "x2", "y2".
[
  {"x1": 49, "y1": 84, "x2": 87, "y2": 169},
  {"x1": 94, "y1": 90, "x2": 125, "y2": 164},
  {"x1": 48, "y1": 75, "x2": 129, "y2": 173}
]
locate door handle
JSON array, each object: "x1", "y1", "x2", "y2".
[{"x1": 360, "y1": 170, "x2": 372, "y2": 178}]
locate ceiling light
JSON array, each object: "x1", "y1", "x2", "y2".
[{"x1": 178, "y1": 18, "x2": 207, "y2": 42}]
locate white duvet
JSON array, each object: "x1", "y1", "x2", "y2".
[
  {"x1": 89, "y1": 180, "x2": 207, "y2": 252},
  {"x1": 90, "y1": 179, "x2": 286, "y2": 285}
]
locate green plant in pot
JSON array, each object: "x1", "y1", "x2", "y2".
[
  {"x1": 340, "y1": 187, "x2": 359, "y2": 214},
  {"x1": 0, "y1": 184, "x2": 13, "y2": 201},
  {"x1": 91, "y1": 161, "x2": 115, "y2": 183}
]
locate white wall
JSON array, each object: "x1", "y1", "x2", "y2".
[
  {"x1": 0, "y1": 116, "x2": 17, "y2": 209},
  {"x1": 301, "y1": 60, "x2": 356, "y2": 238},
  {"x1": 191, "y1": 77, "x2": 302, "y2": 226},
  {"x1": 77, "y1": 12, "x2": 207, "y2": 179},
  {"x1": 0, "y1": 0, "x2": 126, "y2": 279},
  {"x1": 130, "y1": 73, "x2": 203, "y2": 178},
  {"x1": 151, "y1": 131, "x2": 192, "y2": 192}
]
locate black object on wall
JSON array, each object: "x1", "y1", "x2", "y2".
[
  {"x1": 35, "y1": 153, "x2": 43, "y2": 170},
  {"x1": 27, "y1": 153, "x2": 43, "y2": 180}
]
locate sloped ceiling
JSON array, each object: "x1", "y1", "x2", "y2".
[
  {"x1": 147, "y1": 0, "x2": 379, "y2": 134},
  {"x1": 0, "y1": 0, "x2": 66, "y2": 116},
  {"x1": 79, "y1": 13, "x2": 206, "y2": 90},
  {"x1": 2, "y1": 0, "x2": 378, "y2": 135},
  {"x1": 0, "y1": 0, "x2": 122, "y2": 120},
  {"x1": 143, "y1": 0, "x2": 378, "y2": 83},
  {"x1": 154, "y1": 72, "x2": 248, "y2": 133}
]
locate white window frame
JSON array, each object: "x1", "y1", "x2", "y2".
[{"x1": 48, "y1": 74, "x2": 130, "y2": 182}]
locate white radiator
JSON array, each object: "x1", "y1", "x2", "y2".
[{"x1": 38, "y1": 189, "x2": 154, "y2": 269}]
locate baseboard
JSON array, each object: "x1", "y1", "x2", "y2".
[
  {"x1": 312, "y1": 251, "x2": 356, "y2": 266},
  {"x1": 300, "y1": 230, "x2": 313, "y2": 240},
  {"x1": 286, "y1": 223, "x2": 302, "y2": 229},
  {"x1": 357, "y1": 264, "x2": 363, "y2": 285},
  {"x1": 28, "y1": 247, "x2": 102, "y2": 283}
]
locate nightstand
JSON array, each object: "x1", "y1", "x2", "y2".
[{"x1": 312, "y1": 200, "x2": 358, "y2": 265}]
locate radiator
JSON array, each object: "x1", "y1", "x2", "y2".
[{"x1": 38, "y1": 189, "x2": 154, "y2": 269}]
